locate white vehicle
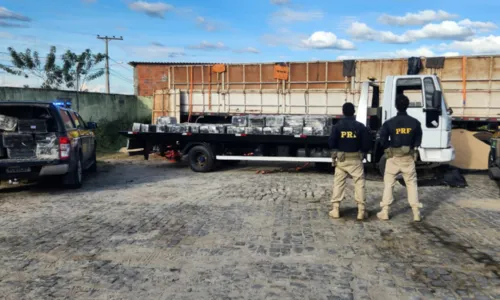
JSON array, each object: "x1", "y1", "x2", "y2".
[{"x1": 123, "y1": 74, "x2": 455, "y2": 174}]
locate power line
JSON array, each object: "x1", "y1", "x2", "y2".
[
  {"x1": 109, "y1": 57, "x2": 132, "y2": 72},
  {"x1": 97, "y1": 35, "x2": 123, "y2": 94},
  {"x1": 109, "y1": 68, "x2": 133, "y2": 83}
]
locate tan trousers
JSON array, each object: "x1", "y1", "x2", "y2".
[
  {"x1": 380, "y1": 155, "x2": 422, "y2": 209},
  {"x1": 331, "y1": 159, "x2": 365, "y2": 205}
]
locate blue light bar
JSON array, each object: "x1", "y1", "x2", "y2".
[{"x1": 53, "y1": 101, "x2": 72, "y2": 108}]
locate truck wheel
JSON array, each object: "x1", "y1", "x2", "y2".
[
  {"x1": 188, "y1": 145, "x2": 215, "y2": 172},
  {"x1": 63, "y1": 153, "x2": 83, "y2": 189},
  {"x1": 378, "y1": 154, "x2": 387, "y2": 176}
]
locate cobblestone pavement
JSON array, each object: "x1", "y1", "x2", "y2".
[{"x1": 0, "y1": 159, "x2": 499, "y2": 300}]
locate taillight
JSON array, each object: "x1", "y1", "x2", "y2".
[{"x1": 59, "y1": 136, "x2": 71, "y2": 160}]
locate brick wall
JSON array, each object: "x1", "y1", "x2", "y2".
[{"x1": 135, "y1": 65, "x2": 170, "y2": 96}]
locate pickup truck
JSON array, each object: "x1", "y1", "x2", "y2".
[{"x1": 0, "y1": 102, "x2": 97, "y2": 188}]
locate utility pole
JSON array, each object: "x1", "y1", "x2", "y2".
[{"x1": 97, "y1": 35, "x2": 123, "y2": 94}]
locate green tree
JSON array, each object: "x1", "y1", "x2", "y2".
[{"x1": 0, "y1": 46, "x2": 105, "y2": 90}]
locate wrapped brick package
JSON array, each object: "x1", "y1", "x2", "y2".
[
  {"x1": 132, "y1": 123, "x2": 141, "y2": 132},
  {"x1": 7, "y1": 148, "x2": 36, "y2": 159},
  {"x1": 263, "y1": 127, "x2": 282, "y2": 135},
  {"x1": 17, "y1": 119, "x2": 48, "y2": 133},
  {"x1": 200, "y1": 124, "x2": 226, "y2": 134},
  {"x1": 156, "y1": 116, "x2": 177, "y2": 126},
  {"x1": 156, "y1": 125, "x2": 167, "y2": 133},
  {"x1": 284, "y1": 116, "x2": 304, "y2": 127},
  {"x1": 231, "y1": 116, "x2": 248, "y2": 127},
  {"x1": 140, "y1": 124, "x2": 149, "y2": 132},
  {"x1": 148, "y1": 125, "x2": 157, "y2": 133},
  {"x1": 35, "y1": 133, "x2": 59, "y2": 159},
  {"x1": 226, "y1": 126, "x2": 246, "y2": 134},
  {"x1": 2, "y1": 133, "x2": 35, "y2": 148},
  {"x1": 177, "y1": 123, "x2": 199, "y2": 134},
  {"x1": 0, "y1": 114, "x2": 18, "y2": 132},
  {"x1": 304, "y1": 115, "x2": 332, "y2": 128},
  {"x1": 245, "y1": 127, "x2": 263, "y2": 135},
  {"x1": 167, "y1": 124, "x2": 182, "y2": 133},
  {"x1": 248, "y1": 115, "x2": 266, "y2": 127},
  {"x1": 265, "y1": 115, "x2": 285, "y2": 127},
  {"x1": 283, "y1": 126, "x2": 303, "y2": 135},
  {"x1": 303, "y1": 127, "x2": 327, "y2": 136}
]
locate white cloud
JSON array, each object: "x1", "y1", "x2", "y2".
[
  {"x1": 446, "y1": 35, "x2": 500, "y2": 54},
  {"x1": 301, "y1": 31, "x2": 356, "y2": 50},
  {"x1": 270, "y1": 0, "x2": 289, "y2": 5},
  {"x1": 389, "y1": 46, "x2": 435, "y2": 57},
  {"x1": 0, "y1": 6, "x2": 31, "y2": 21},
  {"x1": 378, "y1": 10, "x2": 458, "y2": 26},
  {"x1": 128, "y1": 1, "x2": 173, "y2": 19},
  {"x1": 188, "y1": 41, "x2": 227, "y2": 50},
  {"x1": 347, "y1": 22, "x2": 412, "y2": 43},
  {"x1": 406, "y1": 21, "x2": 474, "y2": 40},
  {"x1": 272, "y1": 8, "x2": 323, "y2": 23},
  {"x1": 458, "y1": 19, "x2": 498, "y2": 32},
  {"x1": 336, "y1": 55, "x2": 363, "y2": 60},
  {"x1": 442, "y1": 52, "x2": 460, "y2": 57},
  {"x1": 348, "y1": 21, "x2": 475, "y2": 44},
  {"x1": 233, "y1": 47, "x2": 260, "y2": 54},
  {"x1": 196, "y1": 16, "x2": 220, "y2": 32}
]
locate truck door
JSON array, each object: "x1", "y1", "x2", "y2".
[
  {"x1": 391, "y1": 77, "x2": 442, "y2": 149},
  {"x1": 69, "y1": 111, "x2": 91, "y2": 164}
]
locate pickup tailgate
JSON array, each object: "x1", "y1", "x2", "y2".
[{"x1": 0, "y1": 158, "x2": 67, "y2": 180}]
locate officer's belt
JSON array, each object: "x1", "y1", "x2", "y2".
[
  {"x1": 385, "y1": 147, "x2": 414, "y2": 158},
  {"x1": 333, "y1": 151, "x2": 363, "y2": 162}
]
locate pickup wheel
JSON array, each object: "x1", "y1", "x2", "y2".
[
  {"x1": 188, "y1": 145, "x2": 215, "y2": 172},
  {"x1": 63, "y1": 153, "x2": 83, "y2": 189}
]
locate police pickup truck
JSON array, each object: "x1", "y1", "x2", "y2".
[{"x1": 0, "y1": 101, "x2": 97, "y2": 188}]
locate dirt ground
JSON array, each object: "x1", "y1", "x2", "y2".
[{"x1": 0, "y1": 156, "x2": 499, "y2": 300}]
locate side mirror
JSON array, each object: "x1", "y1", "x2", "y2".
[
  {"x1": 87, "y1": 122, "x2": 97, "y2": 129},
  {"x1": 432, "y1": 90, "x2": 442, "y2": 109}
]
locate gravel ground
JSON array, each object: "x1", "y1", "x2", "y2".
[{"x1": 0, "y1": 157, "x2": 499, "y2": 300}]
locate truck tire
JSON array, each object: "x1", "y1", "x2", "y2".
[
  {"x1": 63, "y1": 153, "x2": 83, "y2": 189},
  {"x1": 188, "y1": 145, "x2": 215, "y2": 172}
]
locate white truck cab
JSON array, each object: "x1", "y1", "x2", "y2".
[{"x1": 357, "y1": 75, "x2": 455, "y2": 166}]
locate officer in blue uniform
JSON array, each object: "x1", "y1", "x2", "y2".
[{"x1": 328, "y1": 103, "x2": 372, "y2": 220}]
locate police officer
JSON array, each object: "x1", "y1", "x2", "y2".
[
  {"x1": 377, "y1": 94, "x2": 423, "y2": 222},
  {"x1": 328, "y1": 103, "x2": 372, "y2": 220}
]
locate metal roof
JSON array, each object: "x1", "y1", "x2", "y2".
[{"x1": 128, "y1": 61, "x2": 216, "y2": 67}]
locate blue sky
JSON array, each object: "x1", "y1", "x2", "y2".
[{"x1": 1, "y1": 0, "x2": 500, "y2": 94}]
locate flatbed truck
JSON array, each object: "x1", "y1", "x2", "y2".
[{"x1": 121, "y1": 74, "x2": 455, "y2": 174}]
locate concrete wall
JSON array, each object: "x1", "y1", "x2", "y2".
[{"x1": 0, "y1": 87, "x2": 152, "y2": 122}]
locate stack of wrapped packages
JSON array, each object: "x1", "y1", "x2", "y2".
[
  {"x1": 0, "y1": 114, "x2": 58, "y2": 160},
  {"x1": 130, "y1": 114, "x2": 333, "y2": 136}
]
